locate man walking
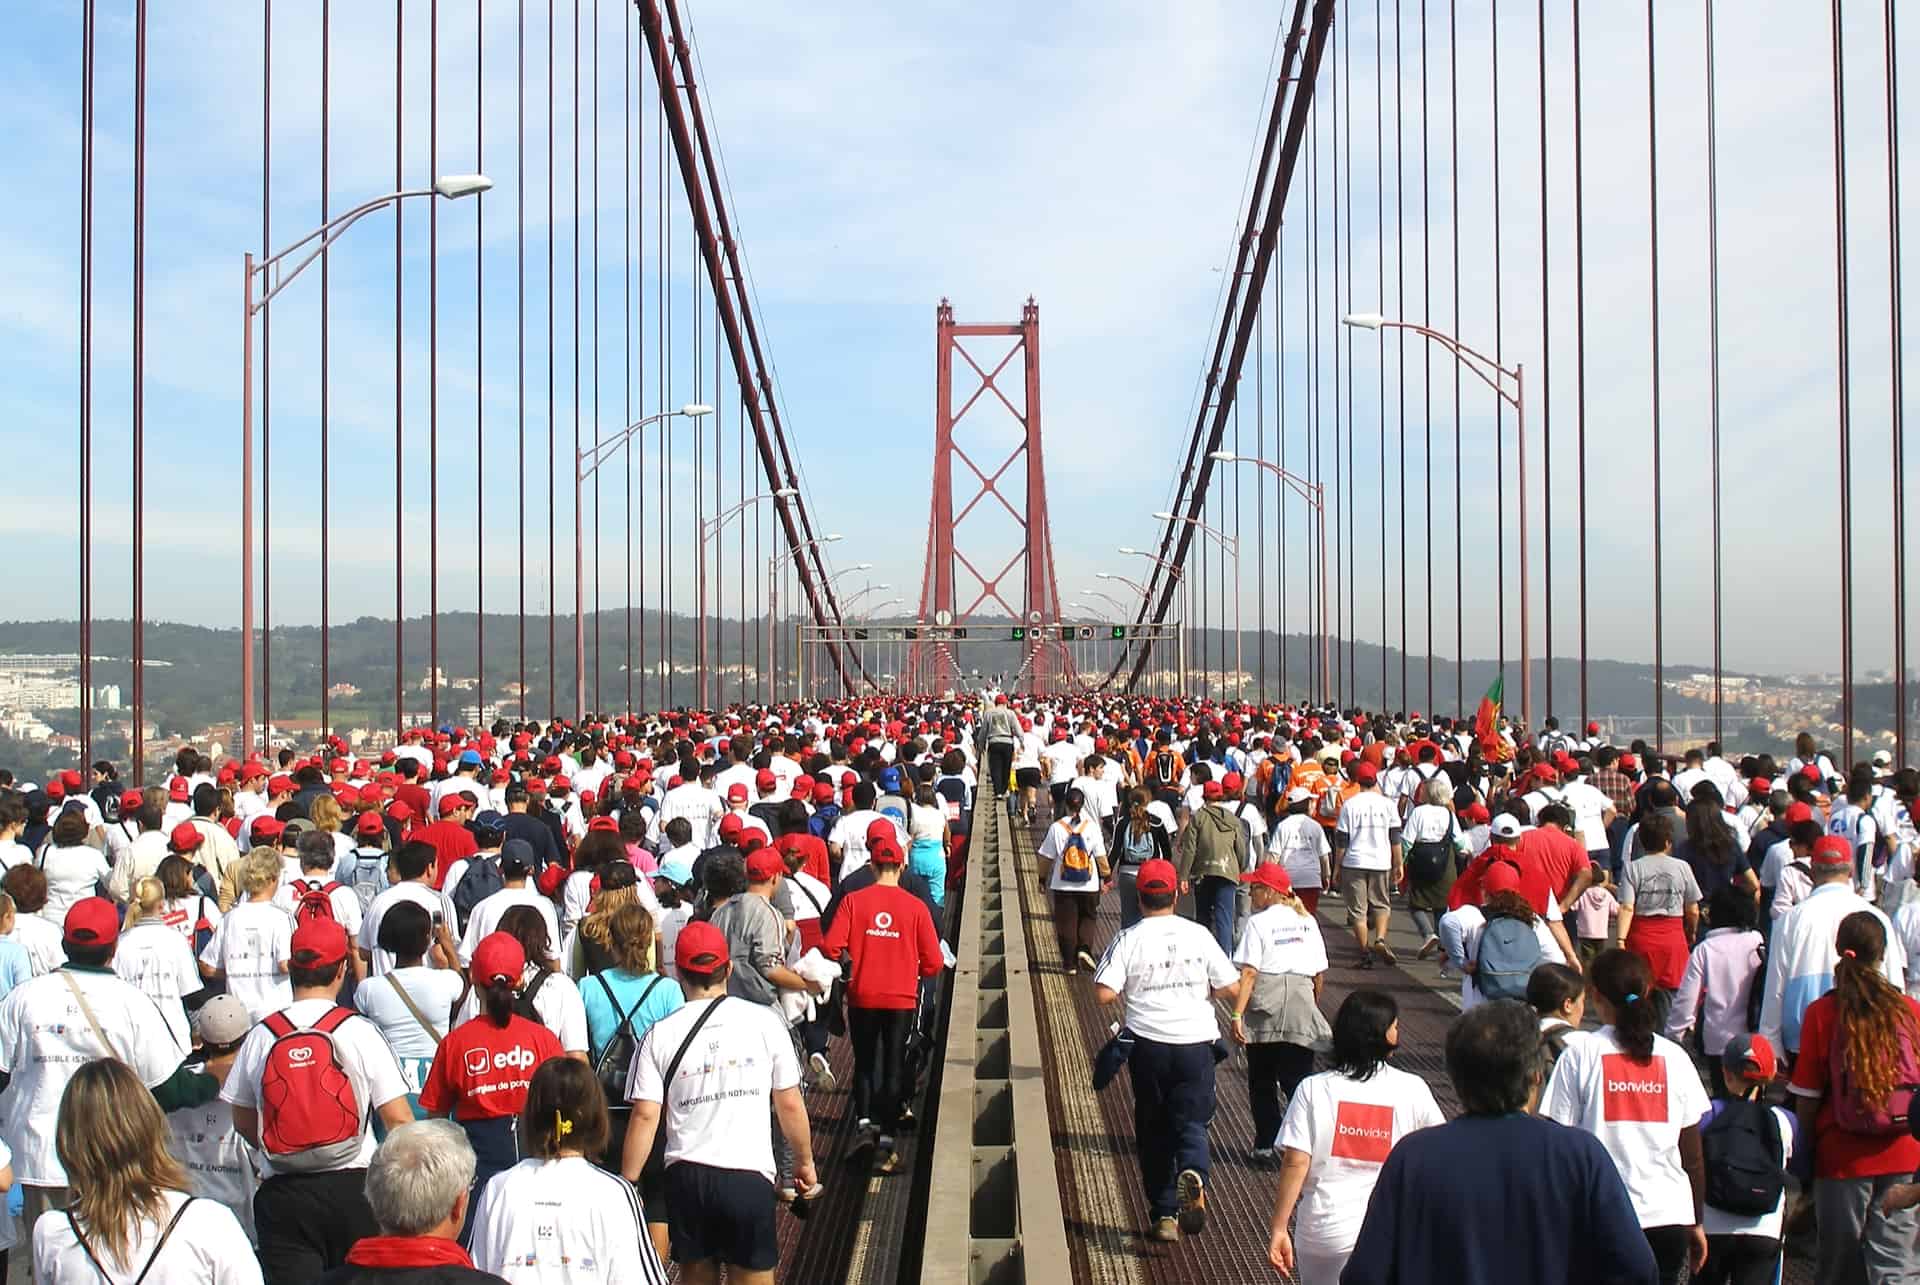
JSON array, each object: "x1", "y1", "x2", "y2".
[
  {"x1": 1335, "y1": 763, "x2": 1404, "y2": 968},
  {"x1": 1093, "y1": 858, "x2": 1239, "y2": 1244},
  {"x1": 1175, "y1": 780, "x2": 1249, "y2": 955}
]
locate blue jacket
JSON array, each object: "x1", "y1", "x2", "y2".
[{"x1": 1342, "y1": 1113, "x2": 1656, "y2": 1285}]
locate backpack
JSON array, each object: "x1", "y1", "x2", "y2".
[
  {"x1": 450, "y1": 855, "x2": 504, "y2": 934},
  {"x1": 346, "y1": 849, "x2": 386, "y2": 913},
  {"x1": 257, "y1": 1006, "x2": 365, "y2": 1172},
  {"x1": 512, "y1": 968, "x2": 554, "y2": 1025},
  {"x1": 1057, "y1": 822, "x2": 1094, "y2": 885},
  {"x1": 1745, "y1": 939, "x2": 1769, "y2": 1034},
  {"x1": 1474, "y1": 915, "x2": 1543, "y2": 1001},
  {"x1": 1120, "y1": 820, "x2": 1155, "y2": 866},
  {"x1": 1702, "y1": 1095, "x2": 1787, "y2": 1216},
  {"x1": 1405, "y1": 814, "x2": 1457, "y2": 887},
  {"x1": 1314, "y1": 782, "x2": 1345, "y2": 824},
  {"x1": 594, "y1": 974, "x2": 664, "y2": 1108},
  {"x1": 1153, "y1": 751, "x2": 1178, "y2": 788},
  {"x1": 1829, "y1": 1014, "x2": 1920, "y2": 1135},
  {"x1": 292, "y1": 879, "x2": 343, "y2": 926}
]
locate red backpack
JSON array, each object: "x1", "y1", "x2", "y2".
[
  {"x1": 258, "y1": 1007, "x2": 365, "y2": 1171},
  {"x1": 292, "y1": 879, "x2": 343, "y2": 926},
  {"x1": 1830, "y1": 1013, "x2": 1920, "y2": 1136}
]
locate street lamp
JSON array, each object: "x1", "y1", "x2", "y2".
[
  {"x1": 1103, "y1": 565, "x2": 1188, "y2": 692},
  {"x1": 1340, "y1": 312, "x2": 1530, "y2": 730},
  {"x1": 769, "y1": 534, "x2": 842, "y2": 702},
  {"x1": 1155, "y1": 510, "x2": 1242, "y2": 699},
  {"x1": 1210, "y1": 450, "x2": 1332, "y2": 705},
  {"x1": 694, "y1": 486, "x2": 796, "y2": 708},
  {"x1": 575, "y1": 403, "x2": 713, "y2": 719},
  {"x1": 239, "y1": 173, "x2": 492, "y2": 755}
]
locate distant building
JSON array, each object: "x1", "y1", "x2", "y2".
[
  {"x1": 95, "y1": 685, "x2": 122, "y2": 710},
  {"x1": 327, "y1": 682, "x2": 361, "y2": 699}
]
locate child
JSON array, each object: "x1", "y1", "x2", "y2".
[
  {"x1": 1666, "y1": 884, "x2": 1766, "y2": 1086},
  {"x1": 1571, "y1": 866, "x2": 1618, "y2": 965},
  {"x1": 1525, "y1": 962, "x2": 1586, "y2": 1076},
  {"x1": 1229, "y1": 864, "x2": 1332, "y2": 1161},
  {"x1": 197, "y1": 847, "x2": 293, "y2": 1021},
  {"x1": 1695, "y1": 1034, "x2": 1795, "y2": 1285},
  {"x1": 167, "y1": 995, "x2": 264, "y2": 1245}
]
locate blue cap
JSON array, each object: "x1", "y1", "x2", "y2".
[
  {"x1": 657, "y1": 857, "x2": 695, "y2": 887},
  {"x1": 459, "y1": 748, "x2": 484, "y2": 767},
  {"x1": 877, "y1": 766, "x2": 902, "y2": 792},
  {"x1": 471, "y1": 809, "x2": 507, "y2": 835}
]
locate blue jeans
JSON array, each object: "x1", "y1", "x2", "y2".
[
  {"x1": 1194, "y1": 876, "x2": 1236, "y2": 955},
  {"x1": 1128, "y1": 1036, "x2": 1217, "y2": 1218}
]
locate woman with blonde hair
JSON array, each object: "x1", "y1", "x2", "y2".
[
  {"x1": 33, "y1": 1059, "x2": 258, "y2": 1282},
  {"x1": 1229, "y1": 864, "x2": 1331, "y2": 1160},
  {"x1": 309, "y1": 792, "x2": 353, "y2": 865},
  {"x1": 564, "y1": 859, "x2": 644, "y2": 978},
  {"x1": 113, "y1": 876, "x2": 203, "y2": 1049}
]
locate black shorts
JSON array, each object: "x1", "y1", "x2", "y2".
[
  {"x1": 1015, "y1": 767, "x2": 1043, "y2": 790},
  {"x1": 664, "y1": 1161, "x2": 778, "y2": 1271}
]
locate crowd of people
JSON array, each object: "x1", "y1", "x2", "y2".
[
  {"x1": 0, "y1": 695, "x2": 1914, "y2": 1283},
  {"x1": 999, "y1": 701, "x2": 1920, "y2": 1283}
]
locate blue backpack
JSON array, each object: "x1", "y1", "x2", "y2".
[
  {"x1": 1474, "y1": 914, "x2": 1543, "y2": 1001},
  {"x1": 1058, "y1": 823, "x2": 1095, "y2": 885}
]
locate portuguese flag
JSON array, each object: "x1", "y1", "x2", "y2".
[{"x1": 1474, "y1": 675, "x2": 1504, "y2": 756}]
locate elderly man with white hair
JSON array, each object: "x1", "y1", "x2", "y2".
[{"x1": 319, "y1": 1120, "x2": 506, "y2": 1284}]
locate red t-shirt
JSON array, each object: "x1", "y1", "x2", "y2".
[
  {"x1": 396, "y1": 782, "x2": 434, "y2": 823},
  {"x1": 820, "y1": 883, "x2": 942, "y2": 1011},
  {"x1": 1789, "y1": 992, "x2": 1920, "y2": 1179},
  {"x1": 1448, "y1": 846, "x2": 1553, "y2": 917},
  {"x1": 774, "y1": 833, "x2": 831, "y2": 885},
  {"x1": 416, "y1": 820, "x2": 480, "y2": 888},
  {"x1": 1515, "y1": 827, "x2": 1591, "y2": 911},
  {"x1": 419, "y1": 1013, "x2": 565, "y2": 1122}
]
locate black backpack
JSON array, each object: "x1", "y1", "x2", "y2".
[
  {"x1": 449, "y1": 855, "x2": 504, "y2": 934},
  {"x1": 1702, "y1": 1094, "x2": 1786, "y2": 1217},
  {"x1": 594, "y1": 974, "x2": 664, "y2": 1108},
  {"x1": 1405, "y1": 815, "x2": 1457, "y2": 886},
  {"x1": 512, "y1": 969, "x2": 554, "y2": 1024}
]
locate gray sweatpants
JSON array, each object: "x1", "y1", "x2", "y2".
[{"x1": 1816, "y1": 1174, "x2": 1920, "y2": 1285}]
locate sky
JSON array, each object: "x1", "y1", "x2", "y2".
[{"x1": 0, "y1": 0, "x2": 1913, "y2": 696}]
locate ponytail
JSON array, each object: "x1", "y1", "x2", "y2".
[
  {"x1": 124, "y1": 876, "x2": 166, "y2": 933},
  {"x1": 1588, "y1": 948, "x2": 1657, "y2": 1061},
  {"x1": 1833, "y1": 911, "x2": 1919, "y2": 1109},
  {"x1": 482, "y1": 978, "x2": 516, "y2": 1028}
]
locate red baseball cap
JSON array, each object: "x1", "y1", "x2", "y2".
[
  {"x1": 251, "y1": 817, "x2": 286, "y2": 843},
  {"x1": 1801, "y1": 764, "x2": 1823, "y2": 782},
  {"x1": 865, "y1": 818, "x2": 897, "y2": 847},
  {"x1": 268, "y1": 774, "x2": 294, "y2": 795},
  {"x1": 470, "y1": 932, "x2": 527, "y2": 987},
  {"x1": 675, "y1": 920, "x2": 731, "y2": 974},
  {"x1": 587, "y1": 816, "x2": 620, "y2": 834},
  {"x1": 755, "y1": 769, "x2": 777, "y2": 792},
  {"x1": 1201, "y1": 781, "x2": 1224, "y2": 802},
  {"x1": 1618, "y1": 754, "x2": 1640, "y2": 772},
  {"x1": 869, "y1": 835, "x2": 906, "y2": 866},
  {"x1": 1723, "y1": 1032, "x2": 1778, "y2": 1081},
  {"x1": 1222, "y1": 771, "x2": 1245, "y2": 792},
  {"x1": 168, "y1": 778, "x2": 190, "y2": 802},
  {"x1": 1785, "y1": 802, "x2": 1815, "y2": 825},
  {"x1": 439, "y1": 794, "x2": 471, "y2": 816},
  {"x1": 726, "y1": 783, "x2": 749, "y2": 804},
  {"x1": 354, "y1": 812, "x2": 388, "y2": 838},
  {"x1": 1136, "y1": 858, "x2": 1178, "y2": 895},
  {"x1": 718, "y1": 814, "x2": 746, "y2": 843},
  {"x1": 118, "y1": 789, "x2": 144, "y2": 814},
  {"x1": 290, "y1": 917, "x2": 349, "y2": 969},
  {"x1": 63, "y1": 897, "x2": 120, "y2": 949},
  {"x1": 168, "y1": 822, "x2": 204, "y2": 853},
  {"x1": 746, "y1": 848, "x2": 785, "y2": 882},
  {"x1": 1811, "y1": 835, "x2": 1853, "y2": 869},
  {"x1": 60, "y1": 769, "x2": 83, "y2": 791},
  {"x1": 1354, "y1": 762, "x2": 1379, "y2": 786},
  {"x1": 812, "y1": 780, "x2": 836, "y2": 804},
  {"x1": 1241, "y1": 864, "x2": 1294, "y2": 895},
  {"x1": 1482, "y1": 861, "x2": 1524, "y2": 896}
]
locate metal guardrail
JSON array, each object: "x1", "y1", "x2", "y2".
[{"x1": 922, "y1": 782, "x2": 1070, "y2": 1284}]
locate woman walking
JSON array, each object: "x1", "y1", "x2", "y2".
[
  {"x1": 1110, "y1": 789, "x2": 1174, "y2": 931},
  {"x1": 1403, "y1": 777, "x2": 1468, "y2": 961},
  {"x1": 1230, "y1": 865, "x2": 1331, "y2": 1161},
  {"x1": 1038, "y1": 787, "x2": 1110, "y2": 974},
  {"x1": 1614, "y1": 811, "x2": 1703, "y2": 1028}
]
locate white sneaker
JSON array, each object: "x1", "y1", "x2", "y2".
[
  {"x1": 809, "y1": 1051, "x2": 837, "y2": 1093},
  {"x1": 1416, "y1": 934, "x2": 1440, "y2": 960}
]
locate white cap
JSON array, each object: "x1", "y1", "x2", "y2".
[
  {"x1": 1872, "y1": 749, "x2": 1894, "y2": 769},
  {"x1": 1285, "y1": 786, "x2": 1313, "y2": 805},
  {"x1": 1490, "y1": 814, "x2": 1525, "y2": 840}
]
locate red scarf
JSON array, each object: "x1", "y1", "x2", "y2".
[{"x1": 343, "y1": 1236, "x2": 476, "y2": 1270}]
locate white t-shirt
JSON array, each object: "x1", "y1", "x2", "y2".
[
  {"x1": 1267, "y1": 814, "x2": 1332, "y2": 891},
  {"x1": 1091, "y1": 914, "x2": 1237, "y2": 1045},
  {"x1": 221, "y1": 996, "x2": 409, "y2": 1176},
  {"x1": 355, "y1": 966, "x2": 469, "y2": 1061},
  {"x1": 458, "y1": 888, "x2": 562, "y2": 967},
  {"x1": 1335, "y1": 791, "x2": 1402, "y2": 871},
  {"x1": 1041, "y1": 741, "x2": 1081, "y2": 786},
  {"x1": 159, "y1": 895, "x2": 222, "y2": 948},
  {"x1": 168, "y1": 1095, "x2": 263, "y2": 1247},
  {"x1": 359, "y1": 882, "x2": 445, "y2": 976},
  {"x1": 1558, "y1": 781, "x2": 1615, "y2": 851},
  {"x1": 1277, "y1": 1065, "x2": 1445, "y2": 1255},
  {"x1": 1233, "y1": 903, "x2": 1329, "y2": 977},
  {"x1": 453, "y1": 966, "x2": 590, "y2": 1055},
  {"x1": 626, "y1": 996, "x2": 801, "y2": 1183},
  {"x1": 198, "y1": 901, "x2": 294, "y2": 1023},
  {"x1": 33, "y1": 1187, "x2": 261, "y2": 1285},
  {"x1": 0, "y1": 967, "x2": 189, "y2": 1184},
  {"x1": 470, "y1": 1154, "x2": 666, "y2": 1284},
  {"x1": 829, "y1": 809, "x2": 902, "y2": 883},
  {"x1": 114, "y1": 920, "x2": 202, "y2": 1050},
  {"x1": 9, "y1": 914, "x2": 65, "y2": 977},
  {"x1": 1540, "y1": 1026, "x2": 1712, "y2": 1228},
  {"x1": 38, "y1": 844, "x2": 112, "y2": 922}
]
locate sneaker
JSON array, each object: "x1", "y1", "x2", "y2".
[
  {"x1": 1251, "y1": 1146, "x2": 1277, "y2": 1163},
  {"x1": 1373, "y1": 940, "x2": 1398, "y2": 965},
  {"x1": 1416, "y1": 934, "x2": 1440, "y2": 960},
  {"x1": 1151, "y1": 1216, "x2": 1180, "y2": 1243},
  {"x1": 896, "y1": 1105, "x2": 916, "y2": 1131},
  {"x1": 1077, "y1": 948, "x2": 1099, "y2": 972},
  {"x1": 809, "y1": 1051, "x2": 837, "y2": 1093},
  {"x1": 1176, "y1": 1169, "x2": 1207, "y2": 1235},
  {"x1": 1437, "y1": 965, "x2": 1455, "y2": 980},
  {"x1": 1065, "y1": 963, "x2": 1078, "y2": 977},
  {"x1": 1356, "y1": 954, "x2": 1375, "y2": 970},
  {"x1": 875, "y1": 1135, "x2": 898, "y2": 1174},
  {"x1": 850, "y1": 1119, "x2": 878, "y2": 1156}
]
